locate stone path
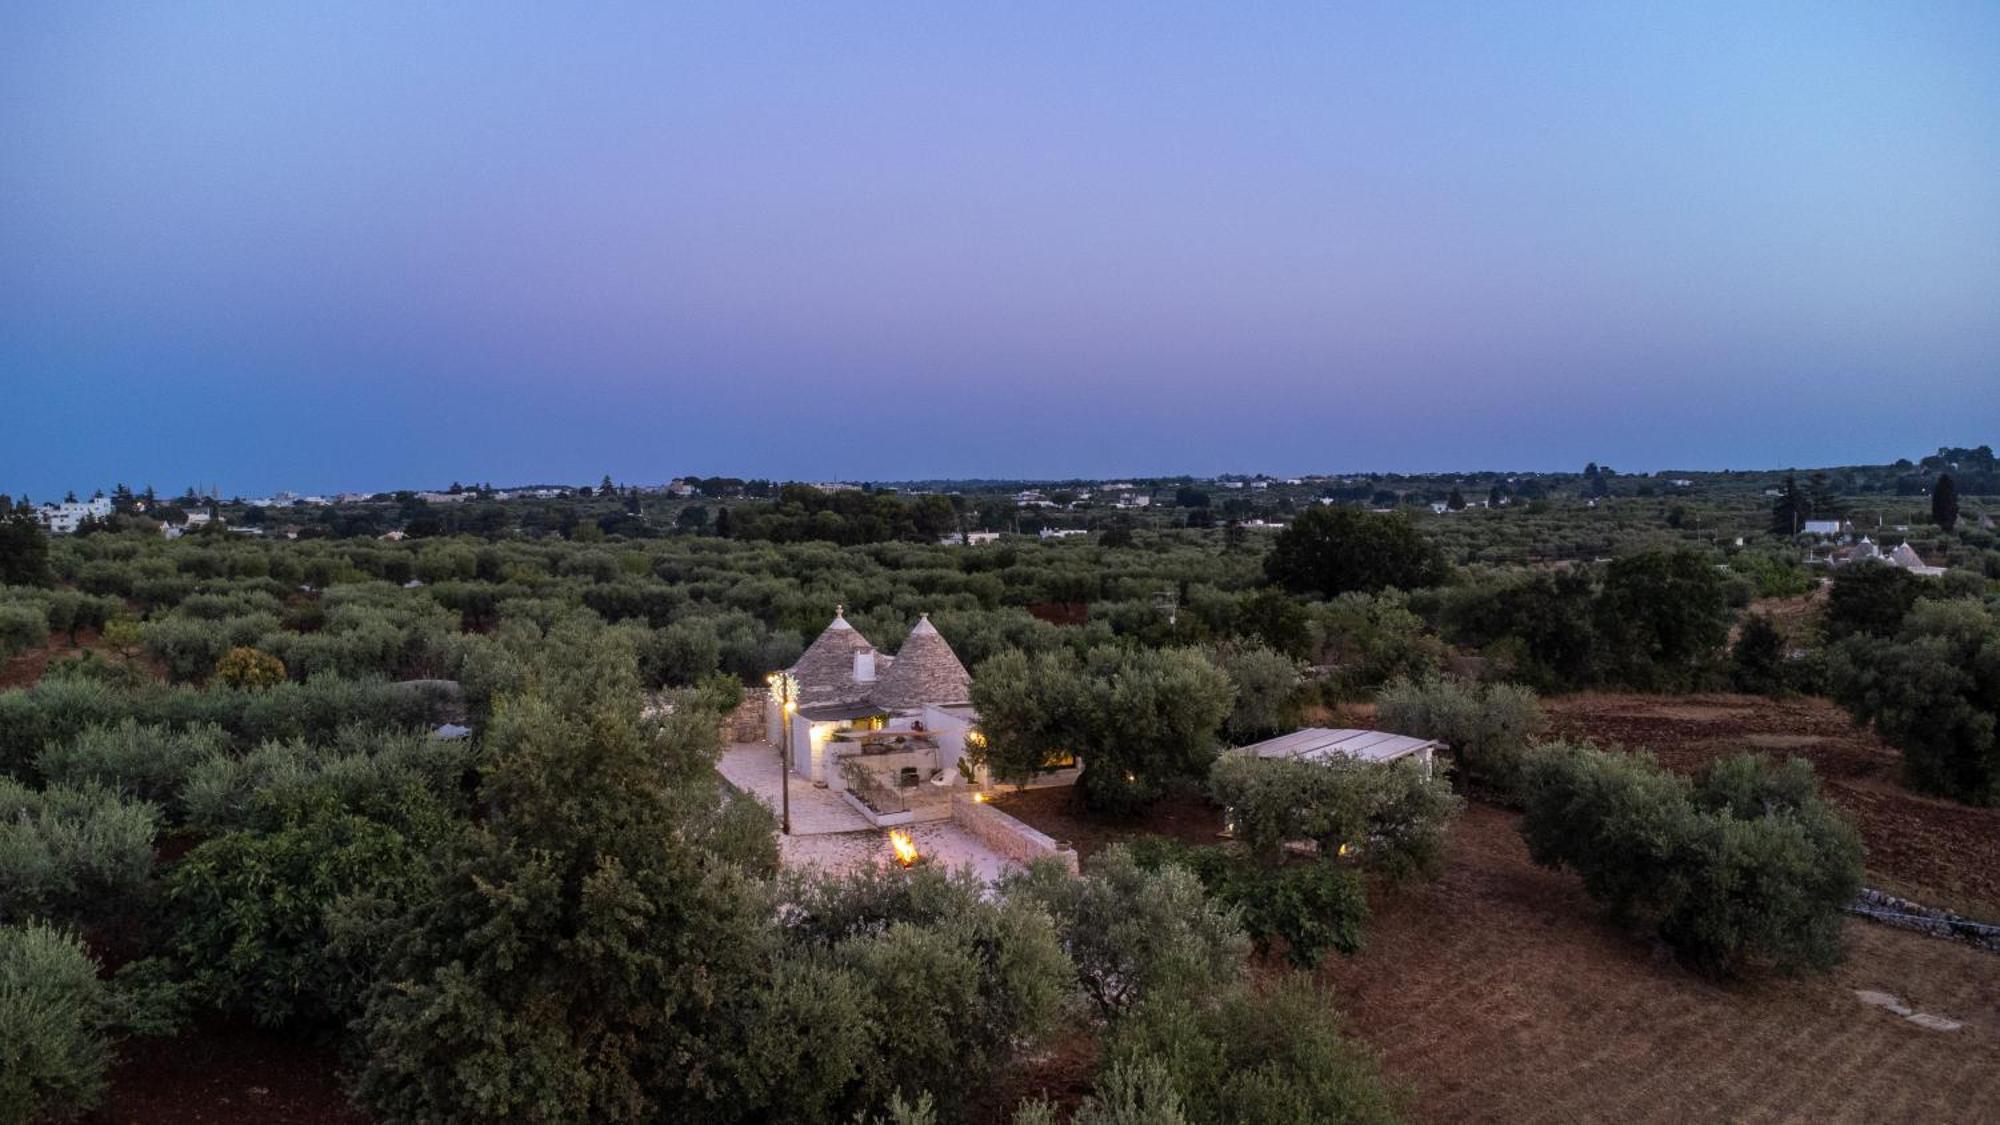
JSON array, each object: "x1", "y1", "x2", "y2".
[{"x1": 718, "y1": 741, "x2": 871, "y2": 834}]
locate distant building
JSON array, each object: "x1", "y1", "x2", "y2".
[
  {"x1": 1801, "y1": 519, "x2": 1848, "y2": 537},
  {"x1": 1886, "y1": 542, "x2": 1946, "y2": 577},
  {"x1": 938, "y1": 531, "x2": 1001, "y2": 546},
  {"x1": 1038, "y1": 528, "x2": 1089, "y2": 540},
  {"x1": 35, "y1": 496, "x2": 113, "y2": 534}
]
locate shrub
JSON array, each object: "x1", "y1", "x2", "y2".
[
  {"x1": 1437, "y1": 569, "x2": 1598, "y2": 690},
  {"x1": 1827, "y1": 597, "x2": 2000, "y2": 805},
  {"x1": 0, "y1": 603, "x2": 48, "y2": 658},
  {"x1": 0, "y1": 921, "x2": 110, "y2": 1123},
  {"x1": 1728, "y1": 613, "x2": 1789, "y2": 696},
  {"x1": 1209, "y1": 754, "x2": 1459, "y2": 882},
  {"x1": 0, "y1": 778, "x2": 159, "y2": 926},
  {"x1": 1823, "y1": 562, "x2": 1924, "y2": 640},
  {"x1": 36, "y1": 720, "x2": 228, "y2": 820},
  {"x1": 1001, "y1": 847, "x2": 1249, "y2": 1017},
  {"x1": 1206, "y1": 643, "x2": 1302, "y2": 744},
  {"x1": 1125, "y1": 838, "x2": 1369, "y2": 969},
  {"x1": 1099, "y1": 977, "x2": 1399, "y2": 1125},
  {"x1": 214, "y1": 645, "x2": 286, "y2": 689},
  {"x1": 1311, "y1": 591, "x2": 1447, "y2": 694},
  {"x1": 1377, "y1": 674, "x2": 1545, "y2": 792},
  {"x1": 1517, "y1": 742, "x2": 1863, "y2": 974},
  {"x1": 1593, "y1": 550, "x2": 1730, "y2": 690},
  {"x1": 166, "y1": 808, "x2": 435, "y2": 1026}
]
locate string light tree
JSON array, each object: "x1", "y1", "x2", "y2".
[{"x1": 765, "y1": 670, "x2": 798, "y2": 834}]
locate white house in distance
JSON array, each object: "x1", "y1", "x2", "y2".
[
  {"x1": 35, "y1": 496, "x2": 113, "y2": 534},
  {"x1": 767, "y1": 609, "x2": 981, "y2": 825}
]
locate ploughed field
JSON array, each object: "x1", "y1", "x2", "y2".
[
  {"x1": 1545, "y1": 692, "x2": 2000, "y2": 917},
  {"x1": 1321, "y1": 804, "x2": 2000, "y2": 1125},
  {"x1": 997, "y1": 690, "x2": 2000, "y2": 1125},
  {"x1": 995, "y1": 795, "x2": 2000, "y2": 1125}
]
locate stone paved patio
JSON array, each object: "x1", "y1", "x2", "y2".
[{"x1": 719, "y1": 742, "x2": 1019, "y2": 880}]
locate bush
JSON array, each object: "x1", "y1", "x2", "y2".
[
  {"x1": 0, "y1": 602, "x2": 48, "y2": 658},
  {"x1": 1438, "y1": 569, "x2": 1599, "y2": 690},
  {"x1": 1665, "y1": 757, "x2": 1863, "y2": 975},
  {"x1": 1209, "y1": 754, "x2": 1459, "y2": 882},
  {"x1": 1824, "y1": 562, "x2": 1924, "y2": 640},
  {"x1": 1311, "y1": 591, "x2": 1447, "y2": 694},
  {"x1": 1593, "y1": 550, "x2": 1730, "y2": 690},
  {"x1": 180, "y1": 730, "x2": 470, "y2": 837},
  {"x1": 1099, "y1": 977, "x2": 1400, "y2": 1125},
  {"x1": 36, "y1": 720, "x2": 228, "y2": 820},
  {"x1": 1001, "y1": 847, "x2": 1249, "y2": 1017},
  {"x1": 1125, "y1": 837, "x2": 1369, "y2": 969},
  {"x1": 0, "y1": 778, "x2": 159, "y2": 927},
  {"x1": 0, "y1": 921, "x2": 111, "y2": 1123},
  {"x1": 1377, "y1": 674, "x2": 1545, "y2": 792},
  {"x1": 214, "y1": 645, "x2": 286, "y2": 689},
  {"x1": 1517, "y1": 743, "x2": 1862, "y2": 975},
  {"x1": 1206, "y1": 643, "x2": 1302, "y2": 743},
  {"x1": 1728, "y1": 613, "x2": 1789, "y2": 696},
  {"x1": 166, "y1": 808, "x2": 436, "y2": 1027},
  {"x1": 1827, "y1": 597, "x2": 2000, "y2": 805}
]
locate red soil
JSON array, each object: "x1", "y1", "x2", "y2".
[{"x1": 97, "y1": 1023, "x2": 369, "y2": 1125}]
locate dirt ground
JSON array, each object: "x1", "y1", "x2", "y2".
[
  {"x1": 988, "y1": 786, "x2": 1227, "y2": 863},
  {"x1": 1545, "y1": 692, "x2": 2000, "y2": 917},
  {"x1": 0, "y1": 625, "x2": 165, "y2": 690},
  {"x1": 97, "y1": 1022, "x2": 367, "y2": 1125},
  {"x1": 1319, "y1": 804, "x2": 2000, "y2": 1125}
]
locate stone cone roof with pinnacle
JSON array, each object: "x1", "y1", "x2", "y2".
[
  {"x1": 869, "y1": 613, "x2": 973, "y2": 710},
  {"x1": 787, "y1": 607, "x2": 877, "y2": 707}
]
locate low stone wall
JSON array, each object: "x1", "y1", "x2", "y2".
[
  {"x1": 1849, "y1": 888, "x2": 2000, "y2": 954},
  {"x1": 951, "y1": 793, "x2": 1080, "y2": 874},
  {"x1": 726, "y1": 695, "x2": 766, "y2": 744}
]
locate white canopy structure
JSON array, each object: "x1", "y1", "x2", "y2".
[{"x1": 1230, "y1": 727, "x2": 1439, "y2": 769}]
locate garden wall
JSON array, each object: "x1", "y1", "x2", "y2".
[{"x1": 951, "y1": 793, "x2": 1079, "y2": 874}]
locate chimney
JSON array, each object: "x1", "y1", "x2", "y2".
[{"x1": 853, "y1": 650, "x2": 877, "y2": 683}]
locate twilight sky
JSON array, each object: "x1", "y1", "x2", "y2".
[{"x1": 3, "y1": 2, "x2": 1997, "y2": 497}]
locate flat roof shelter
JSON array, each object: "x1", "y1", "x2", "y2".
[{"x1": 1231, "y1": 727, "x2": 1439, "y2": 769}]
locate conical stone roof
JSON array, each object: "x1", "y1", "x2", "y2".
[
  {"x1": 870, "y1": 614, "x2": 973, "y2": 710},
  {"x1": 787, "y1": 608, "x2": 876, "y2": 707}
]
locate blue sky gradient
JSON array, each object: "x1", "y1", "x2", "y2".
[{"x1": 3, "y1": 2, "x2": 1996, "y2": 496}]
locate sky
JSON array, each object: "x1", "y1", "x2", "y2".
[{"x1": 3, "y1": 2, "x2": 1997, "y2": 498}]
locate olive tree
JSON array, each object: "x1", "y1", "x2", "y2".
[{"x1": 973, "y1": 645, "x2": 1234, "y2": 814}]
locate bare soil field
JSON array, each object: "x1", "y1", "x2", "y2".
[
  {"x1": 0, "y1": 625, "x2": 165, "y2": 690},
  {"x1": 1545, "y1": 692, "x2": 2000, "y2": 917},
  {"x1": 97, "y1": 1022, "x2": 367, "y2": 1125},
  {"x1": 1319, "y1": 804, "x2": 2000, "y2": 1125}
]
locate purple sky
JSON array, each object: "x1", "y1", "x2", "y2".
[{"x1": 4, "y1": 3, "x2": 1997, "y2": 497}]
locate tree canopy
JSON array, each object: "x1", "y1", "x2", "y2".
[{"x1": 1263, "y1": 507, "x2": 1447, "y2": 599}]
